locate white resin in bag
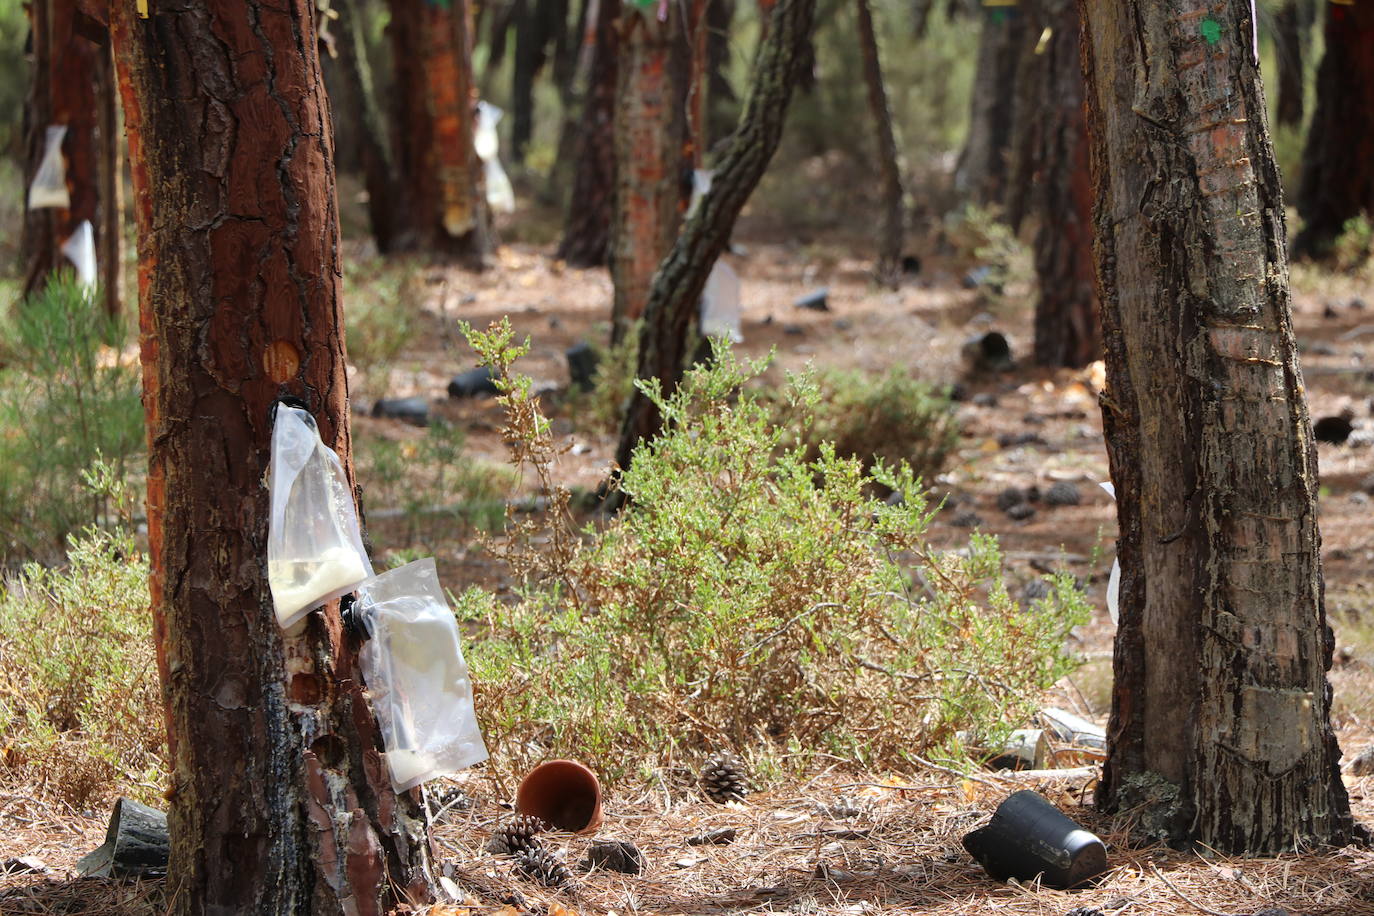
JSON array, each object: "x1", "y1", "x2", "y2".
[
  {"x1": 476, "y1": 102, "x2": 515, "y2": 214},
  {"x1": 357, "y1": 558, "x2": 488, "y2": 792},
  {"x1": 266, "y1": 405, "x2": 372, "y2": 627},
  {"x1": 61, "y1": 220, "x2": 97, "y2": 290},
  {"x1": 29, "y1": 126, "x2": 70, "y2": 210}
]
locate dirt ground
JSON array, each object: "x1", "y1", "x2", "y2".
[{"x1": 4, "y1": 238, "x2": 1374, "y2": 914}]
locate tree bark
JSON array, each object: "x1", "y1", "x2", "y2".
[
  {"x1": 511, "y1": 0, "x2": 565, "y2": 165},
  {"x1": 855, "y1": 0, "x2": 904, "y2": 287},
  {"x1": 1015, "y1": 0, "x2": 1097, "y2": 368},
  {"x1": 336, "y1": 0, "x2": 412, "y2": 253},
  {"x1": 1272, "y1": 1, "x2": 1304, "y2": 129},
  {"x1": 108, "y1": 3, "x2": 435, "y2": 912},
  {"x1": 21, "y1": 0, "x2": 121, "y2": 318},
  {"x1": 389, "y1": 0, "x2": 488, "y2": 264},
  {"x1": 557, "y1": 0, "x2": 619, "y2": 267},
  {"x1": 1078, "y1": 0, "x2": 1356, "y2": 852},
  {"x1": 706, "y1": 0, "x2": 737, "y2": 143},
  {"x1": 614, "y1": 0, "x2": 816, "y2": 475},
  {"x1": 609, "y1": 5, "x2": 690, "y2": 345},
  {"x1": 1293, "y1": 0, "x2": 1374, "y2": 260},
  {"x1": 954, "y1": 5, "x2": 1030, "y2": 207}
]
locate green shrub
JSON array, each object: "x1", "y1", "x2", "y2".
[
  {"x1": 0, "y1": 519, "x2": 161, "y2": 807},
  {"x1": 463, "y1": 324, "x2": 1088, "y2": 785},
  {"x1": 783, "y1": 366, "x2": 959, "y2": 484},
  {"x1": 0, "y1": 272, "x2": 144, "y2": 563},
  {"x1": 1333, "y1": 214, "x2": 1374, "y2": 272},
  {"x1": 344, "y1": 258, "x2": 421, "y2": 400}
]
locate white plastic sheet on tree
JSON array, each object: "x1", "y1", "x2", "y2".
[
  {"x1": 476, "y1": 101, "x2": 515, "y2": 214},
  {"x1": 1100, "y1": 481, "x2": 1119, "y2": 625},
  {"x1": 356, "y1": 558, "x2": 488, "y2": 791},
  {"x1": 29, "y1": 125, "x2": 70, "y2": 210},
  {"x1": 687, "y1": 169, "x2": 712, "y2": 219},
  {"x1": 61, "y1": 220, "x2": 96, "y2": 291},
  {"x1": 266, "y1": 405, "x2": 372, "y2": 628},
  {"x1": 700, "y1": 260, "x2": 743, "y2": 343}
]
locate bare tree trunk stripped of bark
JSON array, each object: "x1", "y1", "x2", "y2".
[
  {"x1": 22, "y1": 0, "x2": 121, "y2": 317},
  {"x1": 1293, "y1": 0, "x2": 1374, "y2": 260},
  {"x1": 1016, "y1": 0, "x2": 1097, "y2": 368},
  {"x1": 609, "y1": 6, "x2": 689, "y2": 345},
  {"x1": 955, "y1": 6, "x2": 1029, "y2": 207},
  {"x1": 614, "y1": 0, "x2": 816, "y2": 475},
  {"x1": 1077, "y1": 0, "x2": 1356, "y2": 852},
  {"x1": 108, "y1": 3, "x2": 434, "y2": 912},
  {"x1": 558, "y1": 0, "x2": 619, "y2": 267},
  {"x1": 337, "y1": 0, "x2": 412, "y2": 253},
  {"x1": 1272, "y1": 1, "x2": 1305, "y2": 129},
  {"x1": 855, "y1": 0, "x2": 904, "y2": 287},
  {"x1": 390, "y1": 0, "x2": 488, "y2": 264}
]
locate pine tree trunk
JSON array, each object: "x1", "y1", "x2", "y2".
[
  {"x1": 706, "y1": 0, "x2": 738, "y2": 141},
  {"x1": 614, "y1": 0, "x2": 816, "y2": 475},
  {"x1": 855, "y1": 0, "x2": 904, "y2": 287},
  {"x1": 609, "y1": 6, "x2": 689, "y2": 345},
  {"x1": 1293, "y1": 1, "x2": 1374, "y2": 259},
  {"x1": 1273, "y1": 1, "x2": 1304, "y2": 129},
  {"x1": 389, "y1": 0, "x2": 488, "y2": 264},
  {"x1": 1021, "y1": 0, "x2": 1097, "y2": 368},
  {"x1": 557, "y1": 0, "x2": 619, "y2": 267},
  {"x1": 1077, "y1": 0, "x2": 1355, "y2": 853},
  {"x1": 108, "y1": 3, "x2": 435, "y2": 912},
  {"x1": 337, "y1": 0, "x2": 412, "y2": 253},
  {"x1": 511, "y1": 0, "x2": 564, "y2": 165},
  {"x1": 21, "y1": 0, "x2": 120, "y2": 317},
  {"x1": 955, "y1": 5, "x2": 1029, "y2": 207}
]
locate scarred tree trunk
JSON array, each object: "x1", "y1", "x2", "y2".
[
  {"x1": 1078, "y1": 0, "x2": 1356, "y2": 852},
  {"x1": 390, "y1": 0, "x2": 488, "y2": 264},
  {"x1": 1293, "y1": 0, "x2": 1374, "y2": 259},
  {"x1": 1273, "y1": 1, "x2": 1305, "y2": 129},
  {"x1": 108, "y1": 2, "x2": 434, "y2": 912},
  {"x1": 609, "y1": 5, "x2": 689, "y2": 344},
  {"x1": 1019, "y1": 0, "x2": 1097, "y2": 367},
  {"x1": 614, "y1": 0, "x2": 816, "y2": 474},
  {"x1": 955, "y1": 3, "x2": 1029, "y2": 206},
  {"x1": 855, "y1": 0, "x2": 904, "y2": 287},
  {"x1": 336, "y1": 0, "x2": 412, "y2": 253},
  {"x1": 557, "y1": 0, "x2": 619, "y2": 267},
  {"x1": 22, "y1": 0, "x2": 121, "y2": 317}
]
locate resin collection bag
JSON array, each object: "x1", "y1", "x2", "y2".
[
  {"x1": 266, "y1": 404, "x2": 372, "y2": 628},
  {"x1": 356, "y1": 558, "x2": 488, "y2": 791},
  {"x1": 62, "y1": 220, "x2": 96, "y2": 290},
  {"x1": 29, "y1": 125, "x2": 70, "y2": 210},
  {"x1": 476, "y1": 102, "x2": 515, "y2": 214}
]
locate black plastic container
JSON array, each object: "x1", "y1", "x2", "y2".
[{"x1": 962, "y1": 789, "x2": 1108, "y2": 889}]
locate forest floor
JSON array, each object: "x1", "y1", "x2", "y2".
[{"x1": 3, "y1": 235, "x2": 1374, "y2": 914}]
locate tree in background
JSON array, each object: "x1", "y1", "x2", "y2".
[
  {"x1": 1293, "y1": 0, "x2": 1374, "y2": 259},
  {"x1": 23, "y1": 0, "x2": 120, "y2": 316},
  {"x1": 390, "y1": 0, "x2": 488, "y2": 264},
  {"x1": 1272, "y1": 0, "x2": 1309, "y2": 130},
  {"x1": 510, "y1": 0, "x2": 568, "y2": 165},
  {"x1": 855, "y1": 0, "x2": 904, "y2": 287},
  {"x1": 558, "y1": 0, "x2": 621, "y2": 267},
  {"x1": 609, "y1": 1, "x2": 691, "y2": 345},
  {"x1": 1013, "y1": 0, "x2": 1098, "y2": 367},
  {"x1": 955, "y1": 2, "x2": 1030, "y2": 207},
  {"x1": 615, "y1": 0, "x2": 817, "y2": 475},
  {"x1": 108, "y1": 1, "x2": 434, "y2": 910},
  {"x1": 1078, "y1": 0, "x2": 1355, "y2": 851}
]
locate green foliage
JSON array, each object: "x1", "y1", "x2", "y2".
[
  {"x1": 463, "y1": 328, "x2": 1088, "y2": 785},
  {"x1": 344, "y1": 258, "x2": 421, "y2": 399},
  {"x1": 944, "y1": 202, "x2": 1029, "y2": 289},
  {"x1": 0, "y1": 519, "x2": 162, "y2": 807},
  {"x1": 782, "y1": 366, "x2": 959, "y2": 483},
  {"x1": 354, "y1": 420, "x2": 512, "y2": 549},
  {"x1": 0, "y1": 273, "x2": 144, "y2": 563},
  {"x1": 1333, "y1": 214, "x2": 1374, "y2": 272},
  {"x1": 563, "y1": 325, "x2": 640, "y2": 436}
]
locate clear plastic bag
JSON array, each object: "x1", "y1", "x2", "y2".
[
  {"x1": 476, "y1": 101, "x2": 515, "y2": 214},
  {"x1": 356, "y1": 558, "x2": 488, "y2": 791},
  {"x1": 61, "y1": 220, "x2": 96, "y2": 291},
  {"x1": 700, "y1": 260, "x2": 743, "y2": 343},
  {"x1": 29, "y1": 125, "x2": 70, "y2": 210},
  {"x1": 266, "y1": 404, "x2": 372, "y2": 628},
  {"x1": 1099, "y1": 481, "x2": 1119, "y2": 625}
]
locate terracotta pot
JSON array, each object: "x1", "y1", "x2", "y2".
[{"x1": 515, "y1": 759, "x2": 604, "y2": 833}]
